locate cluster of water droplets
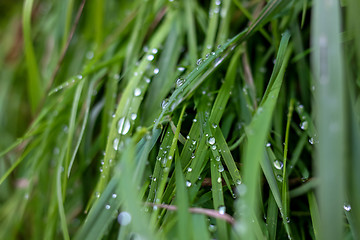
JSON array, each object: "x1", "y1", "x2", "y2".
[{"x1": 52, "y1": 74, "x2": 83, "y2": 94}]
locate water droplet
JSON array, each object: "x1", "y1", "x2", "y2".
[
  {"x1": 217, "y1": 44, "x2": 222, "y2": 49},
  {"x1": 274, "y1": 160, "x2": 283, "y2": 170},
  {"x1": 218, "y1": 164, "x2": 224, "y2": 172},
  {"x1": 208, "y1": 224, "x2": 217, "y2": 232},
  {"x1": 187, "y1": 167, "x2": 192, "y2": 172},
  {"x1": 113, "y1": 138, "x2": 119, "y2": 150},
  {"x1": 215, "y1": 156, "x2": 221, "y2": 161},
  {"x1": 212, "y1": 123, "x2": 217, "y2": 128},
  {"x1": 208, "y1": 137, "x2": 216, "y2": 145},
  {"x1": 217, "y1": 177, "x2": 222, "y2": 183},
  {"x1": 147, "y1": 55, "x2": 154, "y2": 61},
  {"x1": 276, "y1": 174, "x2": 283, "y2": 182},
  {"x1": 118, "y1": 117, "x2": 131, "y2": 135},
  {"x1": 300, "y1": 121, "x2": 308, "y2": 130},
  {"x1": 118, "y1": 211, "x2": 132, "y2": 226},
  {"x1": 105, "y1": 204, "x2": 111, "y2": 209},
  {"x1": 218, "y1": 205, "x2": 226, "y2": 214},
  {"x1": 152, "y1": 48, "x2": 158, "y2": 54},
  {"x1": 296, "y1": 104, "x2": 304, "y2": 114},
  {"x1": 145, "y1": 77, "x2": 151, "y2": 83},
  {"x1": 130, "y1": 113, "x2": 137, "y2": 120},
  {"x1": 112, "y1": 193, "x2": 117, "y2": 198},
  {"x1": 191, "y1": 140, "x2": 196, "y2": 145},
  {"x1": 154, "y1": 68, "x2": 159, "y2": 74},
  {"x1": 344, "y1": 203, "x2": 351, "y2": 212},
  {"x1": 134, "y1": 88, "x2": 141, "y2": 96},
  {"x1": 153, "y1": 177, "x2": 157, "y2": 181},
  {"x1": 196, "y1": 58, "x2": 203, "y2": 65},
  {"x1": 86, "y1": 51, "x2": 94, "y2": 60},
  {"x1": 177, "y1": 67, "x2": 185, "y2": 72},
  {"x1": 309, "y1": 137, "x2": 314, "y2": 145},
  {"x1": 266, "y1": 142, "x2": 271, "y2": 147},
  {"x1": 186, "y1": 180, "x2": 192, "y2": 187},
  {"x1": 161, "y1": 99, "x2": 169, "y2": 109},
  {"x1": 193, "y1": 118, "x2": 197, "y2": 123},
  {"x1": 176, "y1": 78, "x2": 185, "y2": 87},
  {"x1": 211, "y1": 145, "x2": 217, "y2": 150},
  {"x1": 95, "y1": 192, "x2": 100, "y2": 198}
]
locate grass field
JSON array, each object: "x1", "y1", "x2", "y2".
[{"x1": 0, "y1": 0, "x2": 359, "y2": 239}]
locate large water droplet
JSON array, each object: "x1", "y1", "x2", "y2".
[
  {"x1": 274, "y1": 160, "x2": 283, "y2": 170},
  {"x1": 118, "y1": 117, "x2": 131, "y2": 135},
  {"x1": 208, "y1": 137, "x2": 216, "y2": 145},
  {"x1": 118, "y1": 211, "x2": 132, "y2": 226},
  {"x1": 276, "y1": 174, "x2": 283, "y2": 182},
  {"x1": 217, "y1": 177, "x2": 222, "y2": 183},
  {"x1": 196, "y1": 58, "x2": 203, "y2": 65},
  {"x1": 218, "y1": 164, "x2": 224, "y2": 172}
]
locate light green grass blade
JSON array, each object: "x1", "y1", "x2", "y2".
[{"x1": 312, "y1": 0, "x2": 345, "y2": 239}]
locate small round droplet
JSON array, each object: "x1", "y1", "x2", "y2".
[
  {"x1": 217, "y1": 177, "x2": 222, "y2": 183},
  {"x1": 196, "y1": 58, "x2": 203, "y2": 65},
  {"x1": 309, "y1": 138, "x2": 314, "y2": 145},
  {"x1": 130, "y1": 113, "x2": 137, "y2": 120},
  {"x1": 177, "y1": 67, "x2": 185, "y2": 72},
  {"x1": 95, "y1": 192, "x2": 100, "y2": 198},
  {"x1": 344, "y1": 204, "x2": 351, "y2": 212},
  {"x1": 266, "y1": 142, "x2": 271, "y2": 147},
  {"x1": 152, "y1": 48, "x2": 158, "y2": 54},
  {"x1": 215, "y1": 156, "x2": 221, "y2": 161},
  {"x1": 300, "y1": 121, "x2": 308, "y2": 130},
  {"x1": 218, "y1": 205, "x2": 226, "y2": 215},
  {"x1": 118, "y1": 212, "x2": 132, "y2": 226},
  {"x1": 193, "y1": 118, "x2": 197, "y2": 123},
  {"x1": 212, "y1": 123, "x2": 217, "y2": 128},
  {"x1": 274, "y1": 160, "x2": 283, "y2": 170},
  {"x1": 276, "y1": 174, "x2": 283, "y2": 182},
  {"x1": 186, "y1": 180, "x2": 192, "y2": 187},
  {"x1": 218, "y1": 164, "x2": 224, "y2": 172},
  {"x1": 187, "y1": 167, "x2": 192, "y2": 172},
  {"x1": 208, "y1": 137, "x2": 216, "y2": 145},
  {"x1": 105, "y1": 204, "x2": 111, "y2": 210},
  {"x1": 147, "y1": 55, "x2": 154, "y2": 61},
  {"x1": 134, "y1": 88, "x2": 141, "y2": 96},
  {"x1": 154, "y1": 68, "x2": 159, "y2": 74},
  {"x1": 112, "y1": 193, "x2": 117, "y2": 198}
]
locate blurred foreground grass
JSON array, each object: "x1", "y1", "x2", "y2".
[{"x1": 0, "y1": 0, "x2": 360, "y2": 239}]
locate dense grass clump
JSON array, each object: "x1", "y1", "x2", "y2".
[{"x1": 0, "y1": 0, "x2": 359, "y2": 239}]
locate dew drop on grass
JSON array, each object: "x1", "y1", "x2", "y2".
[
  {"x1": 215, "y1": 156, "x2": 221, "y2": 161},
  {"x1": 118, "y1": 117, "x2": 130, "y2": 135},
  {"x1": 276, "y1": 174, "x2": 283, "y2": 182},
  {"x1": 296, "y1": 104, "x2": 304, "y2": 114},
  {"x1": 95, "y1": 192, "x2": 100, "y2": 198},
  {"x1": 113, "y1": 138, "x2": 119, "y2": 150},
  {"x1": 266, "y1": 142, "x2": 271, "y2": 147},
  {"x1": 196, "y1": 58, "x2": 203, "y2": 65},
  {"x1": 218, "y1": 205, "x2": 226, "y2": 215},
  {"x1": 147, "y1": 55, "x2": 154, "y2": 61},
  {"x1": 212, "y1": 123, "x2": 217, "y2": 128},
  {"x1": 177, "y1": 66, "x2": 185, "y2": 72},
  {"x1": 217, "y1": 177, "x2": 222, "y2": 183},
  {"x1": 118, "y1": 212, "x2": 132, "y2": 226},
  {"x1": 193, "y1": 118, "x2": 197, "y2": 123},
  {"x1": 186, "y1": 180, "x2": 192, "y2": 187},
  {"x1": 218, "y1": 164, "x2": 224, "y2": 172},
  {"x1": 134, "y1": 88, "x2": 141, "y2": 96},
  {"x1": 105, "y1": 204, "x2": 111, "y2": 210},
  {"x1": 309, "y1": 137, "x2": 314, "y2": 145},
  {"x1": 208, "y1": 224, "x2": 217, "y2": 232},
  {"x1": 112, "y1": 193, "x2": 117, "y2": 198},
  {"x1": 154, "y1": 68, "x2": 159, "y2": 74},
  {"x1": 187, "y1": 167, "x2": 192, "y2": 172},
  {"x1": 300, "y1": 121, "x2": 308, "y2": 130},
  {"x1": 344, "y1": 204, "x2": 351, "y2": 211},
  {"x1": 211, "y1": 145, "x2": 217, "y2": 150},
  {"x1": 145, "y1": 77, "x2": 151, "y2": 83},
  {"x1": 130, "y1": 113, "x2": 137, "y2": 120},
  {"x1": 274, "y1": 160, "x2": 284, "y2": 170},
  {"x1": 161, "y1": 99, "x2": 169, "y2": 109},
  {"x1": 151, "y1": 48, "x2": 158, "y2": 54},
  {"x1": 176, "y1": 78, "x2": 185, "y2": 87},
  {"x1": 208, "y1": 137, "x2": 216, "y2": 145}
]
